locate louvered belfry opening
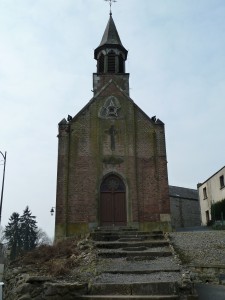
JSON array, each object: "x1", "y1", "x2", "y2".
[
  {"x1": 97, "y1": 51, "x2": 125, "y2": 74},
  {"x1": 98, "y1": 54, "x2": 105, "y2": 73},
  {"x1": 108, "y1": 51, "x2": 116, "y2": 73},
  {"x1": 119, "y1": 54, "x2": 124, "y2": 73}
]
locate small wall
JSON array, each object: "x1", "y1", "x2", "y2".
[
  {"x1": 190, "y1": 265, "x2": 225, "y2": 285},
  {"x1": 3, "y1": 271, "x2": 87, "y2": 300}
]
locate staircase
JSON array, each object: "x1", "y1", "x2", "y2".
[{"x1": 76, "y1": 228, "x2": 198, "y2": 300}]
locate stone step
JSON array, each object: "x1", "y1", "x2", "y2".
[
  {"x1": 118, "y1": 237, "x2": 145, "y2": 242},
  {"x1": 102, "y1": 269, "x2": 181, "y2": 274},
  {"x1": 91, "y1": 231, "x2": 164, "y2": 241},
  {"x1": 94, "y1": 227, "x2": 139, "y2": 232},
  {"x1": 94, "y1": 228, "x2": 163, "y2": 234},
  {"x1": 119, "y1": 234, "x2": 165, "y2": 240},
  {"x1": 119, "y1": 233, "x2": 163, "y2": 237},
  {"x1": 89, "y1": 282, "x2": 179, "y2": 295},
  {"x1": 92, "y1": 235, "x2": 165, "y2": 242},
  {"x1": 98, "y1": 250, "x2": 172, "y2": 259},
  {"x1": 86, "y1": 229, "x2": 198, "y2": 300},
  {"x1": 76, "y1": 295, "x2": 179, "y2": 299},
  {"x1": 92, "y1": 231, "x2": 163, "y2": 236},
  {"x1": 94, "y1": 272, "x2": 181, "y2": 285},
  {"x1": 95, "y1": 241, "x2": 169, "y2": 249},
  {"x1": 93, "y1": 231, "x2": 151, "y2": 235},
  {"x1": 96, "y1": 257, "x2": 181, "y2": 274},
  {"x1": 119, "y1": 234, "x2": 165, "y2": 241},
  {"x1": 124, "y1": 246, "x2": 149, "y2": 251}
]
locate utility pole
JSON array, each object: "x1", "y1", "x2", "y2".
[{"x1": 0, "y1": 151, "x2": 7, "y2": 224}]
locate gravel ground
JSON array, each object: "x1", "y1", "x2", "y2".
[{"x1": 169, "y1": 231, "x2": 225, "y2": 266}]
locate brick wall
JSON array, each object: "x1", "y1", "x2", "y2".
[{"x1": 55, "y1": 78, "x2": 171, "y2": 238}]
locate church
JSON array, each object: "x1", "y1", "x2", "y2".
[{"x1": 54, "y1": 12, "x2": 172, "y2": 239}]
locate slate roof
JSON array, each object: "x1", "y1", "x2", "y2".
[
  {"x1": 169, "y1": 185, "x2": 198, "y2": 201},
  {"x1": 94, "y1": 14, "x2": 128, "y2": 59},
  {"x1": 99, "y1": 14, "x2": 123, "y2": 47}
]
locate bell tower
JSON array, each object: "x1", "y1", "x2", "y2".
[{"x1": 93, "y1": 13, "x2": 130, "y2": 96}]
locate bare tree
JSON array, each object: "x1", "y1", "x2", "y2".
[{"x1": 37, "y1": 228, "x2": 52, "y2": 246}]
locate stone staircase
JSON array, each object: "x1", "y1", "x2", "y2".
[{"x1": 76, "y1": 228, "x2": 198, "y2": 300}]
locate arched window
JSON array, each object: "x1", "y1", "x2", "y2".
[
  {"x1": 108, "y1": 51, "x2": 116, "y2": 73},
  {"x1": 119, "y1": 54, "x2": 124, "y2": 73},
  {"x1": 98, "y1": 54, "x2": 105, "y2": 73},
  {"x1": 101, "y1": 175, "x2": 125, "y2": 192}
]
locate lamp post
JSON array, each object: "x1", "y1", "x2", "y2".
[
  {"x1": 0, "y1": 151, "x2": 6, "y2": 224},
  {"x1": 50, "y1": 207, "x2": 55, "y2": 216}
]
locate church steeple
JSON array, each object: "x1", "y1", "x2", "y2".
[
  {"x1": 94, "y1": 14, "x2": 128, "y2": 74},
  {"x1": 98, "y1": 14, "x2": 125, "y2": 51}
]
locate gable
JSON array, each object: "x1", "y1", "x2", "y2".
[{"x1": 67, "y1": 79, "x2": 164, "y2": 129}]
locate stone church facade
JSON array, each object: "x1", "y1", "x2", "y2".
[{"x1": 55, "y1": 14, "x2": 171, "y2": 239}]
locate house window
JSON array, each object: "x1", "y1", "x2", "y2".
[
  {"x1": 203, "y1": 187, "x2": 207, "y2": 199},
  {"x1": 220, "y1": 175, "x2": 224, "y2": 189}
]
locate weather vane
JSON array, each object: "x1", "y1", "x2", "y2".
[{"x1": 104, "y1": 0, "x2": 117, "y2": 15}]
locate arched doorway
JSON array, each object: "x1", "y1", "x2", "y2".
[{"x1": 100, "y1": 174, "x2": 126, "y2": 226}]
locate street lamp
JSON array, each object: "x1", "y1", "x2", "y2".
[
  {"x1": 50, "y1": 207, "x2": 55, "y2": 216},
  {"x1": 0, "y1": 151, "x2": 6, "y2": 224}
]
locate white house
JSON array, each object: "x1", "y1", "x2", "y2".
[{"x1": 198, "y1": 166, "x2": 225, "y2": 225}]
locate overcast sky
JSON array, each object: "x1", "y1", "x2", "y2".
[{"x1": 0, "y1": 0, "x2": 225, "y2": 238}]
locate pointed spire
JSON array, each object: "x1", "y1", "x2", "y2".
[
  {"x1": 99, "y1": 14, "x2": 122, "y2": 47},
  {"x1": 94, "y1": 14, "x2": 127, "y2": 60}
]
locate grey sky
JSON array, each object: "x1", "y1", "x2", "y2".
[{"x1": 0, "y1": 0, "x2": 225, "y2": 237}]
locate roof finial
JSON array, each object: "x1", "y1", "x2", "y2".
[{"x1": 104, "y1": 0, "x2": 117, "y2": 16}]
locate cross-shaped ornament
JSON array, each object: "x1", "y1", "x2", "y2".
[
  {"x1": 106, "y1": 125, "x2": 117, "y2": 151},
  {"x1": 104, "y1": 0, "x2": 117, "y2": 15}
]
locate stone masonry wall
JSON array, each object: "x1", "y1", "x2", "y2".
[{"x1": 170, "y1": 197, "x2": 201, "y2": 229}]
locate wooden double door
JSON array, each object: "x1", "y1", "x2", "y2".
[{"x1": 100, "y1": 175, "x2": 126, "y2": 226}]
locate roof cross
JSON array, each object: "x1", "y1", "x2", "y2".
[{"x1": 104, "y1": 0, "x2": 117, "y2": 16}]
